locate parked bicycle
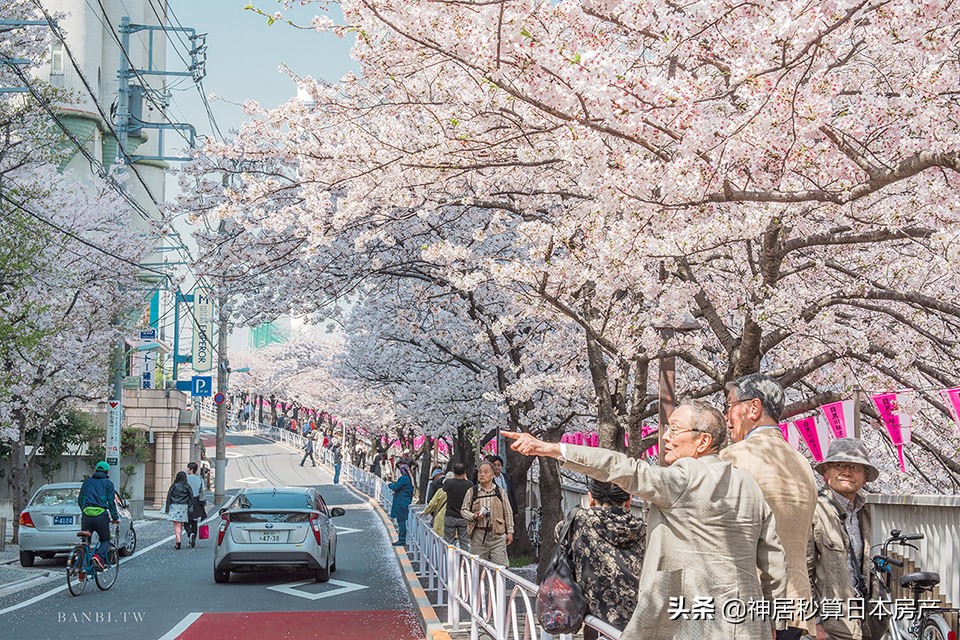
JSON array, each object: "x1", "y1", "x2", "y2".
[
  {"x1": 65, "y1": 524, "x2": 120, "y2": 595},
  {"x1": 526, "y1": 506, "x2": 542, "y2": 560},
  {"x1": 870, "y1": 529, "x2": 956, "y2": 640}
]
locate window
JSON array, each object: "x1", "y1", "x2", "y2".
[{"x1": 50, "y1": 42, "x2": 64, "y2": 75}]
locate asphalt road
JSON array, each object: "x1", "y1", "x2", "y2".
[{"x1": 0, "y1": 431, "x2": 423, "y2": 640}]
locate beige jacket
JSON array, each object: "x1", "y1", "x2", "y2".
[
  {"x1": 720, "y1": 427, "x2": 818, "y2": 634},
  {"x1": 423, "y1": 488, "x2": 448, "y2": 537},
  {"x1": 461, "y1": 484, "x2": 514, "y2": 537},
  {"x1": 563, "y1": 445, "x2": 786, "y2": 640},
  {"x1": 807, "y1": 492, "x2": 873, "y2": 640}
]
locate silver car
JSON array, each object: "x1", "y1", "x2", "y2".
[
  {"x1": 213, "y1": 486, "x2": 345, "y2": 584},
  {"x1": 18, "y1": 482, "x2": 137, "y2": 567}
]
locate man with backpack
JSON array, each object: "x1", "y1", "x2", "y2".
[{"x1": 461, "y1": 461, "x2": 514, "y2": 566}]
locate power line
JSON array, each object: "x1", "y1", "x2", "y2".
[{"x1": 0, "y1": 190, "x2": 170, "y2": 278}]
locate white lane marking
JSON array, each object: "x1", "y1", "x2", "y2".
[
  {"x1": 333, "y1": 525, "x2": 361, "y2": 536},
  {"x1": 157, "y1": 612, "x2": 203, "y2": 640},
  {"x1": 0, "y1": 530, "x2": 185, "y2": 616},
  {"x1": 266, "y1": 578, "x2": 368, "y2": 601},
  {"x1": 225, "y1": 451, "x2": 244, "y2": 459},
  {"x1": 236, "y1": 476, "x2": 266, "y2": 484},
  {"x1": 326, "y1": 503, "x2": 372, "y2": 511}
]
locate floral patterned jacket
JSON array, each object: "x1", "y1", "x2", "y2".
[{"x1": 562, "y1": 505, "x2": 646, "y2": 630}]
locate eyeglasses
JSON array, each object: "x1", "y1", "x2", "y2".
[
  {"x1": 723, "y1": 398, "x2": 753, "y2": 413},
  {"x1": 664, "y1": 424, "x2": 705, "y2": 437}
]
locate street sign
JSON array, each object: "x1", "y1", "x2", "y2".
[
  {"x1": 175, "y1": 380, "x2": 192, "y2": 392},
  {"x1": 191, "y1": 287, "x2": 215, "y2": 372},
  {"x1": 213, "y1": 392, "x2": 226, "y2": 405},
  {"x1": 192, "y1": 375, "x2": 212, "y2": 397},
  {"x1": 106, "y1": 400, "x2": 122, "y2": 466},
  {"x1": 139, "y1": 328, "x2": 157, "y2": 341}
]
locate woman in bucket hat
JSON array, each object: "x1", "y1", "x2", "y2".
[{"x1": 808, "y1": 438, "x2": 884, "y2": 640}]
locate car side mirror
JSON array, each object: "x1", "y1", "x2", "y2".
[{"x1": 330, "y1": 507, "x2": 346, "y2": 518}]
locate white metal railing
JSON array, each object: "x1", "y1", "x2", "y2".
[{"x1": 333, "y1": 460, "x2": 621, "y2": 640}]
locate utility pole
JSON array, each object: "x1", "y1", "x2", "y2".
[{"x1": 214, "y1": 294, "x2": 229, "y2": 505}]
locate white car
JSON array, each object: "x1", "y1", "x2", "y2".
[
  {"x1": 18, "y1": 482, "x2": 137, "y2": 567},
  {"x1": 213, "y1": 486, "x2": 345, "y2": 584}
]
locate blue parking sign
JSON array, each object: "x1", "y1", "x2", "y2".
[{"x1": 192, "y1": 375, "x2": 212, "y2": 397}]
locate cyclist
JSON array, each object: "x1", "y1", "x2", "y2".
[{"x1": 77, "y1": 461, "x2": 120, "y2": 571}]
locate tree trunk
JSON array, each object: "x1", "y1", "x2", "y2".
[
  {"x1": 535, "y1": 450, "x2": 564, "y2": 581},
  {"x1": 505, "y1": 445, "x2": 534, "y2": 558},
  {"x1": 9, "y1": 429, "x2": 29, "y2": 544}
]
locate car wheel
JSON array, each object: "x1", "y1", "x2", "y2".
[
  {"x1": 315, "y1": 557, "x2": 330, "y2": 583},
  {"x1": 214, "y1": 568, "x2": 230, "y2": 584},
  {"x1": 119, "y1": 525, "x2": 137, "y2": 557},
  {"x1": 330, "y1": 556, "x2": 336, "y2": 573},
  {"x1": 19, "y1": 550, "x2": 34, "y2": 567}
]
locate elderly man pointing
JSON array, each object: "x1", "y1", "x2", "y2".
[{"x1": 503, "y1": 401, "x2": 786, "y2": 640}]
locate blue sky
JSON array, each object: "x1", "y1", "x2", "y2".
[{"x1": 166, "y1": 0, "x2": 358, "y2": 140}]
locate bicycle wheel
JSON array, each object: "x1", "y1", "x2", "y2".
[
  {"x1": 94, "y1": 542, "x2": 120, "y2": 591},
  {"x1": 65, "y1": 546, "x2": 88, "y2": 596},
  {"x1": 920, "y1": 616, "x2": 952, "y2": 640}
]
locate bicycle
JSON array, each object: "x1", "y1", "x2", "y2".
[
  {"x1": 65, "y1": 525, "x2": 120, "y2": 596},
  {"x1": 870, "y1": 529, "x2": 957, "y2": 640},
  {"x1": 526, "y1": 506, "x2": 542, "y2": 560}
]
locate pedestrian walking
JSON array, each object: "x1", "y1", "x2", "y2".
[
  {"x1": 185, "y1": 461, "x2": 206, "y2": 548},
  {"x1": 461, "y1": 461, "x2": 514, "y2": 567},
  {"x1": 425, "y1": 466, "x2": 445, "y2": 503},
  {"x1": 388, "y1": 463, "x2": 414, "y2": 546},
  {"x1": 502, "y1": 400, "x2": 787, "y2": 640},
  {"x1": 442, "y1": 462, "x2": 472, "y2": 550},
  {"x1": 721, "y1": 373, "x2": 817, "y2": 640},
  {"x1": 199, "y1": 450, "x2": 212, "y2": 491},
  {"x1": 300, "y1": 430, "x2": 317, "y2": 467},
  {"x1": 331, "y1": 438, "x2": 343, "y2": 484},
  {"x1": 165, "y1": 471, "x2": 193, "y2": 550},
  {"x1": 422, "y1": 472, "x2": 454, "y2": 537}
]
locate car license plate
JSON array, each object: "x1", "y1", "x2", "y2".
[
  {"x1": 258, "y1": 532, "x2": 282, "y2": 543},
  {"x1": 53, "y1": 515, "x2": 74, "y2": 525}
]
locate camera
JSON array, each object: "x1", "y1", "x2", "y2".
[{"x1": 478, "y1": 505, "x2": 490, "y2": 518}]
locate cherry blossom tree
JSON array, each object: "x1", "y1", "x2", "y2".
[{"x1": 208, "y1": 0, "x2": 960, "y2": 490}]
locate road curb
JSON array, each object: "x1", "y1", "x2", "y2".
[
  {"x1": 0, "y1": 570, "x2": 53, "y2": 598},
  {"x1": 339, "y1": 479, "x2": 452, "y2": 640}
]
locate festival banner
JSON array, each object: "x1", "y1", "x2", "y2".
[
  {"x1": 819, "y1": 400, "x2": 855, "y2": 439},
  {"x1": 871, "y1": 392, "x2": 910, "y2": 472},
  {"x1": 792, "y1": 416, "x2": 826, "y2": 462},
  {"x1": 940, "y1": 387, "x2": 960, "y2": 435}
]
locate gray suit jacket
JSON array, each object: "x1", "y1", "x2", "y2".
[{"x1": 562, "y1": 445, "x2": 787, "y2": 640}]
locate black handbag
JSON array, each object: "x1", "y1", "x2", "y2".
[
  {"x1": 536, "y1": 509, "x2": 588, "y2": 634},
  {"x1": 190, "y1": 496, "x2": 207, "y2": 521}
]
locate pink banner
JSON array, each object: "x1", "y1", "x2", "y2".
[
  {"x1": 819, "y1": 400, "x2": 853, "y2": 439},
  {"x1": 778, "y1": 422, "x2": 800, "y2": 450},
  {"x1": 871, "y1": 393, "x2": 908, "y2": 472},
  {"x1": 792, "y1": 416, "x2": 825, "y2": 462},
  {"x1": 941, "y1": 387, "x2": 960, "y2": 435}
]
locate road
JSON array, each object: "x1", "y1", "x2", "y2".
[{"x1": 0, "y1": 430, "x2": 423, "y2": 640}]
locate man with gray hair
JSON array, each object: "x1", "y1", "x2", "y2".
[
  {"x1": 502, "y1": 400, "x2": 786, "y2": 640},
  {"x1": 721, "y1": 373, "x2": 818, "y2": 640}
]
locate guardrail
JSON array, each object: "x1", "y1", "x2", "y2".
[{"x1": 331, "y1": 454, "x2": 621, "y2": 640}]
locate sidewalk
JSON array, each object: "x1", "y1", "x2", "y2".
[{"x1": 0, "y1": 520, "x2": 56, "y2": 598}]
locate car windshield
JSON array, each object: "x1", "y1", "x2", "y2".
[
  {"x1": 32, "y1": 487, "x2": 80, "y2": 506},
  {"x1": 236, "y1": 492, "x2": 314, "y2": 510}
]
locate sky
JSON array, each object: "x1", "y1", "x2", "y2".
[
  {"x1": 165, "y1": 0, "x2": 357, "y2": 140},
  {"x1": 162, "y1": 1, "x2": 358, "y2": 351}
]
